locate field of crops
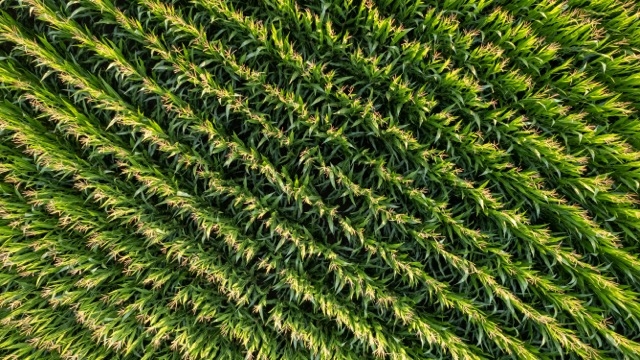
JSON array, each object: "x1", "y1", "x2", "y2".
[{"x1": 1, "y1": 0, "x2": 640, "y2": 358}]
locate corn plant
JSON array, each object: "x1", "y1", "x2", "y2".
[{"x1": 0, "y1": 0, "x2": 639, "y2": 359}]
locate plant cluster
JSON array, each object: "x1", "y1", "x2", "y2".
[{"x1": 0, "y1": 0, "x2": 640, "y2": 359}]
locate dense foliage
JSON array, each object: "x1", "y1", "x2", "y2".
[{"x1": 1, "y1": 0, "x2": 640, "y2": 358}]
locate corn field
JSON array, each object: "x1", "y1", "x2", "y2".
[{"x1": 0, "y1": 0, "x2": 640, "y2": 358}]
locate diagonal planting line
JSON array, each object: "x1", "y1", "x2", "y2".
[
  {"x1": 426, "y1": 4, "x2": 640, "y2": 191},
  {"x1": 0, "y1": 184, "x2": 214, "y2": 359},
  {"x1": 0, "y1": 207, "x2": 248, "y2": 360},
  {"x1": 11, "y1": 3, "x2": 556, "y2": 360},
  {"x1": 264, "y1": 0, "x2": 640, "y2": 301},
  {"x1": 142, "y1": 0, "x2": 640, "y2": 354},
  {"x1": 2, "y1": 0, "x2": 636, "y2": 356},
  {"x1": 491, "y1": 0, "x2": 640, "y2": 112},
  {"x1": 0, "y1": 25, "x2": 480, "y2": 357},
  {"x1": 2, "y1": 8, "x2": 628, "y2": 360},
  {"x1": 362, "y1": 0, "x2": 640, "y2": 316},
  {"x1": 0, "y1": 280, "x2": 119, "y2": 360},
  {"x1": 41, "y1": 1, "x2": 620, "y2": 358},
  {"x1": 0, "y1": 149, "x2": 316, "y2": 360},
  {"x1": 0, "y1": 118, "x2": 290, "y2": 358},
  {"x1": 298, "y1": 0, "x2": 640, "y2": 284},
  {"x1": 282, "y1": 0, "x2": 640, "y2": 254},
  {"x1": 309, "y1": 0, "x2": 640, "y2": 209},
  {"x1": 77, "y1": 0, "x2": 640, "y2": 354},
  {"x1": 190, "y1": 0, "x2": 638, "y2": 266},
  {"x1": 0, "y1": 110, "x2": 344, "y2": 359}
]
